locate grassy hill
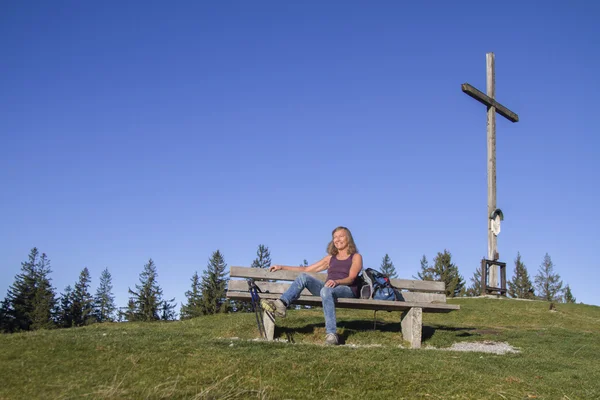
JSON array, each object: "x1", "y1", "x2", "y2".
[{"x1": 1, "y1": 298, "x2": 599, "y2": 399}]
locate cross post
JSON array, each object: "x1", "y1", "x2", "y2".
[{"x1": 462, "y1": 53, "x2": 519, "y2": 291}]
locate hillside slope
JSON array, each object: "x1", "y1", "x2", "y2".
[{"x1": 0, "y1": 298, "x2": 598, "y2": 399}]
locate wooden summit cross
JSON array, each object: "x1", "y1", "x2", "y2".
[{"x1": 462, "y1": 52, "x2": 519, "y2": 292}]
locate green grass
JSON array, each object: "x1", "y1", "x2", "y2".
[{"x1": 1, "y1": 298, "x2": 599, "y2": 399}]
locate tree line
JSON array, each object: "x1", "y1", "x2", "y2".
[
  {"x1": 414, "y1": 250, "x2": 575, "y2": 303},
  {"x1": 370, "y1": 250, "x2": 573, "y2": 303},
  {"x1": 0, "y1": 245, "x2": 576, "y2": 334}
]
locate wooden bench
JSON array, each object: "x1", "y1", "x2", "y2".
[{"x1": 226, "y1": 266, "x2": 460, "y2": 348}]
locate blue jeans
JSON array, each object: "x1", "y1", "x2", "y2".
[{"x1": 280, "y1": 273, "x2": 355, "y2": 334}]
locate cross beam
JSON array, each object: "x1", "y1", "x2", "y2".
[{"x1": 461, "y1": 84, "x2": 519, "y2": 123}]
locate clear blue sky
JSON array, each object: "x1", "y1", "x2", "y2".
[{"x1": 2, "y1": 1, "x2": 599, "y2": 310}]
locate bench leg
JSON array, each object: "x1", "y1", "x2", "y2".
[
  {"x1": 401, "y1": 307, "x2": 423, "y2": 349},
  {"x1": 262, "y1": 311, "x2": 275, "y2": 341}
]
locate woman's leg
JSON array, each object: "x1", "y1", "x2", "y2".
[
  {"x1": 320, "y1": 285, "x2": 355, "y2": 334},
  {"x1": 280, "y1": 273, "x2": 324, "y2": 305}
]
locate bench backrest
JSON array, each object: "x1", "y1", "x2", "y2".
[{"x1": 229, "y1": 266, "x2": 448, "y2": 303}]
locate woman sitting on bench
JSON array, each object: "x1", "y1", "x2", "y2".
[{"x1": 261, "y1": 226, "x2": 363, "y2": 345}]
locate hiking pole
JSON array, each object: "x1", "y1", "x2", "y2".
[{"x1": 247, "y1": 278, "x2": 267, "y2": 339}]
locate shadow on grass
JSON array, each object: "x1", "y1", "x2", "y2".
[
  {"x1": 422, "y1": 325, "x2": 480, "y2": 341},
  {"x1": 276, "y1": 320, "x2": 479, "y2": 345}
]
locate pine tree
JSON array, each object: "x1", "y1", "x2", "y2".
[
  {"x1": 0, "y1": 298, "x2": 14, "y2": 333},
  {"x1": 563, "y1": 284, "x2": 576, "y2": 303},
  {"x1": 508, "y1": 252, "x2": 535, "y2": 299},
  {"x1": 72, "y1": 267, "x2": 95, "y2": 326},
  {"x1": 3, "y1": 248, "x2": 57, "y2": 332},
  {"x1": 159, "y1": 300, "x2": 177, "y2": 321},
  {"x1": 128, "y1": 259, "x2": 170, "y2": 321},
  {"x1": 57, "y1": 285, "x2": 75, "y2": 328},
  {"x1": 119, "y1": 299, "x2": 137, "y2": 322},
  {"x1": 200, "y1": 250, "x2": 229, "y2": 315},
  {"x1": 534, "y1": 253, "x2": 564, "y2": 302},
  {"x1": 380, "y1": 254, "x2": 398, "y2": 279},
  {"x1": 415, "y1": 255, "x2": 435, "y2": 281},
  {"x1": 418, "y1": 250, "x2": 465, "y2": 297},
  {"x1": 94, "y1": 268, "x2": 116, "y2": 323},
  {"x1": 251, "y1": 245, "x2": 271, "y2": 269},
  {"x1": 4, "y1": 248, "x2": 40, "y2": 332},
  {"x1": 465, "y1": 267, "x2": 482, "y2": 296},
  {"x1": 30, "y1": 252, "x2": 57, "y2": 330},
  {"x1": 180, "y1": 272, "x2": 204, "y2": 319}
]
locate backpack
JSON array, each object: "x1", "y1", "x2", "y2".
[{"x1": 360, "y1": 268, "x2": 398, "y2": 301}]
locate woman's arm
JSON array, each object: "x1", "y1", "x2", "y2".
[
  {"x1": 325, "y1": 254, "x2": 363, "y2": 287},
  {"x1": 269, "y1": 256, "x2": 331, "y2": 273}
]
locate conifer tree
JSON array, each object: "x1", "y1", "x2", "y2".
[
  {"x1": 57, "y1": 285, "x2": 75, "y2": 328},
  {"x1": 128, "y1": 259, "x2": 172, "y2": 321},
  {"x1": 380, "y1": 254, "x2": 398, "y2": 279},
  {"x1": 534, "y1": 253, "x2": 564, "y2": 302},
  {"x1": 465, "y1": 267, "x2": 482, "y2": 296},
  {"x1": 94, "y1": 268, "x2": 116, "y2": 323},
  {"x1": 251, "y1": 244, "x2": 271, "y2": 269},
  {"x1": 180, "y1": 271, "x2": 204, "y2": 319},
  {"x1": 418, "y1": 250, "x2": 464, "y2": 297},
  {"x1": 563, "y1": 284, "x2": 576, "y2": 303},
  {"x1": 415, "y1": 255, "x2": 435, "y2": 281},
  {"x1": 3, "y1": 248, "x2": 57, "y2": 332},
  {"x1": 0, "y1": 298, "x2": 14, "y2": 333},
  {"x1": 4, "y1": 248, "x2": 40, "y2": 332},
  {"x1": 30, "y1": 252, "x2": 57, "y2": 330},
  {"x1": 159, "y1": 300, "x2": 177, "y2": 321},
  {"x1": 120, "y1": 299, "x2": 137, "y2": 322},
  {"x1": 72, "y1": 268, "x2": 95, "y2": 326},
  {"x1": 200, "y1": 250, "x2": 229, "y2": 315},
  {"x1": 508, "y1": 252, "x2": 535, "y2": 299}
]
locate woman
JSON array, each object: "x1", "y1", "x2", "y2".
[{"x1": 261, "y1": 226, "x2": 363, "y2": 345}]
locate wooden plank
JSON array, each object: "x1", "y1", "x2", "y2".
[
  {"x1": 461, "y1": 83, "x2": 519, "y2": 122},
  {"x1": 389, "y1": 278, "x2": 445, "y2": 293},
  {"x1": 226, "y1": 292, "x2": 459, "y2": 313},
  {"x1": 230, "y1": 266, "x2": 447, "y2": 293},
  {"x1": 230, "y1": 266, "x2": 327, "y2": 282},
  {"x1": 228, "y1": 280, "x2": 446, "y2": 303},
  {"x1": 399, "y1": 292, "x2": 446, "y2": 303}
]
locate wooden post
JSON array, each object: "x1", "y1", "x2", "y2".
[
  {"x1": 480, "y1": 258, "x2": 487, "y2": 296},
  {"x1": 487, "y1": 53, "x2": 498, "y2": 288}
]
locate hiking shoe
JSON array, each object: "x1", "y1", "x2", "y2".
[
  {"x1": 325, "y1": 333, "x2": 339, "y2": 346},
  {"x1": 261, "y1": 299, "x2": 287, "y2": 318}
]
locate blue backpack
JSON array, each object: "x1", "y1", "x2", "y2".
[{"x1": 361, "y1": 268, "x2": 398, "y2": 301}]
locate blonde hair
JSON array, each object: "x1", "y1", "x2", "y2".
[{"x1": 326, "y1": 226, "x2": 358, "y2": 256}]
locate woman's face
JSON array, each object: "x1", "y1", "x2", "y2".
[{"x1": 333, "y1": 229, "x2": 349, "y2": 251}]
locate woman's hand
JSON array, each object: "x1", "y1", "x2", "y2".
[
  {"x1": 269, "y1": 265, "x2": 282, "y2": 272},
  {"x1": 325, "y1": 279, "x2": 338, "y2": 288}
]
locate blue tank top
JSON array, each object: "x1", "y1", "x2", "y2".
[{"x1": 327, "y1": 253, "x2": 359, "y2": 297}]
